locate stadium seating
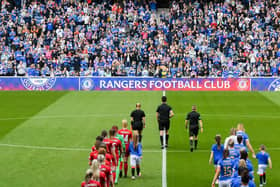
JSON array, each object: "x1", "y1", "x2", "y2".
[{"x1": 0, "y1": 0, "x2": 279, "y2": 77}]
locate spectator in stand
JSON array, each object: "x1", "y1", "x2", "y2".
[{"x1": 0, "y1": 0, "x2": 279, "y2": 77}]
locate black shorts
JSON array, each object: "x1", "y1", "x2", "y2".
[
  {"x1": 132, "y1": 121, "x2": 143, "y2": 131},
  {"x1": 158, "y1": 120, "x2": 170, "y2": 131},
  {"x1": 189, "y1": 126, "x2": 199, "y2": 137}
]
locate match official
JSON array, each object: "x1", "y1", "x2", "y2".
[
  {"x1": 156, "y1": 96, "x2": 174, "y2": 149},
  {"x1": 130, "y1": 103, "x2": 146, "y2": 143},
  {"x1": 185, "y1": 105, "x2": 203, "y2": 152}
]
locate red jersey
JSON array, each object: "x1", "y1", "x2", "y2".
[
  {"x1": 88, "y1": 150, "x2": 98, "y2": 165},
  {"x1": 89, "y1": 150, "x2": 98, "y2": 161},
  {"x1": 100, "y1": 164, "x2": 111, "y2": 187},
  {"x1": 81, "y1": 180, "x2": 101, "y2": 187},
  {"x1": 99, "y1": 171, "x2": 106, "y2": 187},
  {"x1": 92, "y1": 145, "x2": 96, "y2": 152},
  {"x1": 103, "y1": 138, "x2": 113, "y2": 154},
  {"x1": 118, "y1": 129, "x2": 133, "y2": 145},
  {"x1": 105, "y1": 153, "x2": 112, "y2": 167},
  {"x1": 110, "y1": 137, "x2": 122, "y2": 158}
]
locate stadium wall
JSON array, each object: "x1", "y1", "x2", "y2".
[{"x1": 0, "y1": 77, "x2": 279, "y2": 91}]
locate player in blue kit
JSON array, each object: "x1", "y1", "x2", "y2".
[
  {"x1": 231, "y1": 168, "x2": 256, "y2": 187},
  {"x1": 212, "y1": 149, "x2": 234, "y2": 187},
  {"x1": 256, "y1": 145, "x2": 272, "y2": 187},
  {"x1": 231, "y1": 159, "x2": 254, "y2": 181},
  {"x1": 236, "y1": 124, "x2": 255, "y2": 158},
  {"x1": 209, "y1": 135, "x2": 224, "y2": 167},
  {"x1": 234, "y1": 135, "x2": 246, "y2": 153},
  {"x1": 234, "y1": 150, "x2": 254, "y2": 178},
  {"x1": 209, "y1": 135, "x2": 224, "y2": 184},
  {"x1": 228, "y1": 139, "x2": 240, "y2": 159}
]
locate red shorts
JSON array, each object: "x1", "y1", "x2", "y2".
[{"x1": 125, "y1": 144, "x2": 130, "y2": 157}]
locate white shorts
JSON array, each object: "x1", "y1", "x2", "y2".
[
  {"x1": 219, "y1": 179, "x2": 231, "y2": 187},
  {"x1": 130, "y1": 155, "x2": 141, "y2": 167},
  {"x1": 257, "y1": 164, "x2": 267, "y2": 175}
]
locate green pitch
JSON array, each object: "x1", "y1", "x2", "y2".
[{"x1": 0, "y1": 91, "x2": 279, "y2": 187}]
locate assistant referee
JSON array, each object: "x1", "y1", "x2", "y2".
[
  {"x1": 185, "y1": 105, "x2": 203, "y2": 152},
  {"x1": 156, "y1": 96, "x2": 174, "y2": 149},
  {"x1": 130, "y1": 103, "x2": 146, "y2": 143}
]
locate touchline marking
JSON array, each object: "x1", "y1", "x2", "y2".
[
  {"x1": 1, "y1": 113, "x2": 280, "y2": 121},
  {"x1": 162, "y1": 90, "x2": 167, "y2": 187},
  {"x1": 0, "y1": 143, "x2": 280, "y2": 152}
]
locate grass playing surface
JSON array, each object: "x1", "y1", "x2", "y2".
[{"x1": 0, "y1": 91, "x2": 279, "y2": 187}]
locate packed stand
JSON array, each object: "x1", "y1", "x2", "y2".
[{"x1": 0, "y1": 0, "x2": 279, "y2": 78}]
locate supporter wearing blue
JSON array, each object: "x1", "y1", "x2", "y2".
[
  {"x1": 27, "y1": 64, "x2": 36, "y2": 76},
  {"x1": 0, "y1": 0, "x2": 279, "y2": 77},
  {"x1": 236, "y1": 124, "x2": 255, "y2": 158},
  {"x1": 256, "y1": 145, "x2": 272, "y2": 187},
  {"x1": 212, "y1": 150, "x2": 234, "y2": 187},
  {"x1": 149, "y1": 0, "x2": 157, "y2": 12},
  {"x1": 209, "y1": 135, "x2": 224, "y2": 167}
]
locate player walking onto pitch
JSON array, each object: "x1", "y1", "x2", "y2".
[
  {"x1": 156, "y1": 96, "x2": 174, "y2": 149},
  {"x1": 109, "y1": 129, "x2": 122, "y2": 183},
  {"x1": 256, "y1": 145, "x2": 272, "y2": 187},
  {"x1": 209, "y1": 135, "x2": 224, "y2": 185},
  {"x1": 111, "y1": 125, "x2": 125, "y2": 182},
  {"x1": 211, "y1": 149, "x2": 234, "y2": 187},
  {"x1": 130, "y1": 103, "x2": 146, "y2": 143},
  {"x1": 98, "y1": 154, "x2": 114, "y2": 187},
  {"x1": 236, "y1": 123, "x2": 256, "y2": 158},
  {"x1": 118, "y1": 119, "x2": 133, "y2": 178},
  {"x1": 185, "y1": 105, "x2": 203, "y2": 152},
  {"x1": 81, "y1": 168, "x2": 101, "y2": 187},
  {"x1": 224, "y1": 128, "x2": 237, "y2": 149}
]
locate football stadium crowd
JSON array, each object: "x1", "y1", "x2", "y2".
[
  {"x1": 0, "y1": 0, "x2": 280, "y2": 77},
  {"x1": 210, "y1": 124, "x2": 272, "y2": 187}
]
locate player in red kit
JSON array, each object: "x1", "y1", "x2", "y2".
[
  {"x1": 81, "y1": 169, "x2": 101, "y2": 187},
  {"x1": 89, "y1": 140, "x2": 102, "y2": 165},
  {"x1": 92, "y1": 136, "x2": 104, "y2": 152},
  {"x1": 101, "y1": 130, "x2": 112, "y2": 153},
  {"x1": 109, "y1": 129, "x2": 122, "y2": 182},
  {"x1": 97, "y1": 146, "x2": 112, "y2": 168},
  {"x1": 101, "y1": 130, "x2": 117, "y2": 167},
  {"x1": 91, "y1": 159, "x2": 106, "y2": 187},
  {"x1": 98, "y1": 154, "x2": 114, "y2": 187},
  {"x1": 118, "y1": 119, "x2": 133, "y2": 177}
]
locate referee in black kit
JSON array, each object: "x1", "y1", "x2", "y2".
[
  {"x1": 185, "y1": 105, "x2": 203, "y2": 152},
  {"x1": 156, "y1": 96, "x2": 174, "y2": 149},
  {"x1": 130, "y1": 103, "x2": 146, "y2": 143}
]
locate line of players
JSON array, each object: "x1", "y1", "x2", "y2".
[
  {"x1": 210, "y1": 124, "x2": 272, "y2": 187},
  {"x1": 81, "y1": 119, "x2": 142, "y2": 187}
]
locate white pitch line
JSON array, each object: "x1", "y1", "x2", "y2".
[
  {"x1": 1, "y1": 113, "x2": 280, "y2": 121},
  {"x1": 0, "y1": 143, "x2": 90, "y2": 151},
  {"x1": 162, "y1": 90, "x2": 167, "y2": 187},
  {"x1": 0, "y1": 143, "x2": 280, "y2": 152}
]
